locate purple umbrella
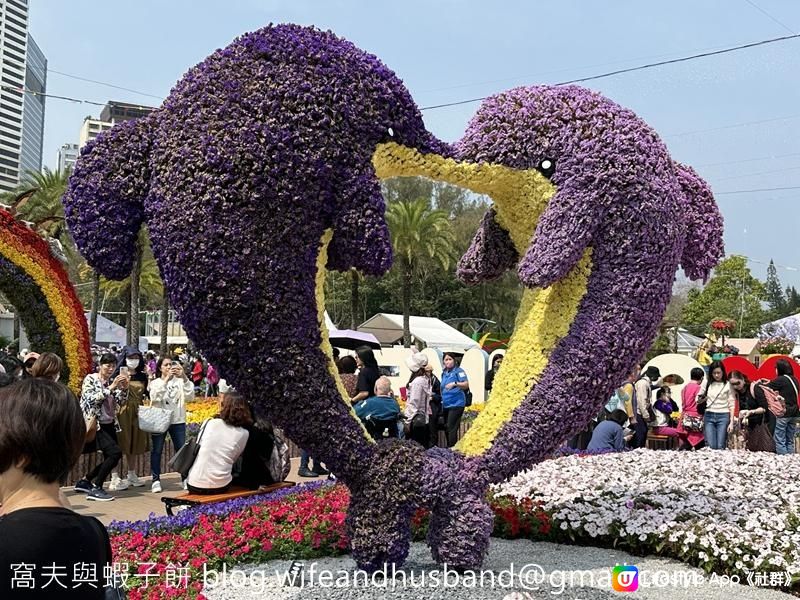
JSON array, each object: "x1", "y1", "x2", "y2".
[{"x1": 328, "y1": 329, "x2": 381, "y2": 350}]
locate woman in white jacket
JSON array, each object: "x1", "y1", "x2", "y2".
[{"x1": 147, "y1": 356, "x2": 194, "y2": 493}]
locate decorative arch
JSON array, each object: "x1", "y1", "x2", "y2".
[{"x1": 0, "y1": 207, "x2": 92, "y2": 393}]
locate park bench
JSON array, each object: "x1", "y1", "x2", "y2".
[
  {"x1": 646, "y1": 432, "x2": 675, "y2": 450},
  {"x1": 161, "y1": 481, "x2": 295, "y2": 515}
]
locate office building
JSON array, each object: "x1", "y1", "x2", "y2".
[
  {"x1": 79, "y1": 100, "x2": 156, "y2": 149},
  {"x1": 56, "y1": 142, "x2": 79, "y2": 172},
  {"x1": 0, "y1": 0, "x2": 46, "y2": 191}
]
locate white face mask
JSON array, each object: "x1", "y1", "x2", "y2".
[{"x1": 126, "y1": 358, "x2": 140, "y2": 370}]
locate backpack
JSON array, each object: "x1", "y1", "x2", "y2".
[
  {"x1": 269, "y1": 434, "x2": 291, "y2": 482},
  {"x1": 751, "y1": 382, "x2": 785, "y2": 418}
]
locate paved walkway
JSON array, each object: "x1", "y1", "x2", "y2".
[{"x1": 66, "y1": 458, "x2": 329, "y2": 525}]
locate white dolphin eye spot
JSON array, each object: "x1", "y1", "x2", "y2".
[{"x1": 387, "y1": 127, "x2": 394, "y2": 138}]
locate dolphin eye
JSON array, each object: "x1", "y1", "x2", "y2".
[
  {"x1": 537, "y1": 158, "x2": 556, "y2": 178},
  {"x1": 387, "y1": 127, "x2": 395, "y2": 138}
]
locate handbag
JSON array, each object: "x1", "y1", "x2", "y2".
[
  {"x1": 746, "y1": 422, "x2": 776, "y2": 452},
  {"x1": 169, "y1": 419, "x2": 209, "y2": 479},
  {"x1": 138, "y1": 398, "x2": 172, "y2": 434},
  {"x1": 681, "y1": 414, "x2": 704, "y2": 432},
  {"x1": 85, "y1": 415, "x2": 98, "y2": 443},
  {"x1": 269, "y1": 434, "x2": 291, "y2": 482}
]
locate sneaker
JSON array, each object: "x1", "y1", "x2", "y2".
[
  {"x1": 73, "y1": 479, "x2": 93, "y2": 494},
  {"x1": 86, "y1": 487, "x2": 115, "y2": 502},
  {"x1": 312, "y1": 466, "x2": 330, "y2": 476},
  {"x1": 109, "y1": 475, "x2": 129, "y2": 492},
  {"x1": 297, "y1": 467, "x2": 318, "y2": 478},
  {"x1": 151, "y1": 480, "x2": 162, "y2": 494},
  {"x1": 127, "y1": 471, "x2": 145, "y2": 487},
  {"x1": 327, "y1": 473, "x2": 337, "y2": 481}
]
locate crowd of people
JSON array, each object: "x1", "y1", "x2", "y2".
[
  {"x1": 584, "y1": 359, "x2": 800, "y2": 454},
  {"x1": 299, "y1": 346, "x2": 473, "y2": 476}
]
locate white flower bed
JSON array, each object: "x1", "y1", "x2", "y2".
[{"x1": 493, "y1": 449, "x2": 800, "y2": 581}]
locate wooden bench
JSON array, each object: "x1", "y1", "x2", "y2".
[
  {"x1": 646, "y1": 433, "x2": 675, "y2": 450},
  {"x1": 161, "y1": 482, "x2": 295, "y2": 515}
]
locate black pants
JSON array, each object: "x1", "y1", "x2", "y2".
[
  {"x1": 409, "y1": 420, "x2": 431, "y2": 448},
  {"x1": 631, "y1": 418, "x2": 648, "y2": 449},
  {"x1": 187, "y1": 483, "x2": 230, "y2": 495},
  {"x1": 429, "y1": 402, "x2": 442, "y2": 447},
  {"x1": 443, "y1": 407, "x2": 464, "y2": 447},
  {"x1": 86, "y1": 424, "x2": 122, "y2": 487}
]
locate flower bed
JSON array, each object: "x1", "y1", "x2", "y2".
[
  {"x1": 185, "y1": 398, "x2": 219, "y2": 425},
  {"x1": 111, "y1": 448, "x2": 800, "y2": 599},
  {"x1": 493, "y1": 449, "x2": 800, "y2": 587},
  {"x1": 110, "y1": 481, "x2": 347, "y2": 599}
]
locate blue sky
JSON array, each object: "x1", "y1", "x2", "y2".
[{"x1": 30, "y1": 0, "x2": 800, "y2": 287}]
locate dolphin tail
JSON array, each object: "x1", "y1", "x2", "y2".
[
  {"x1": 674, "y1": 162, "x2": 724, "y2": 282},
  {"x1": 63, "y1": 116, "x2": 155, "y2": 280}
]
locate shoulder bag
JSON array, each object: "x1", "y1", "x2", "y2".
[
  {"x1": 138, "y1": 396, "x2": 172, "y2": 434},
  {"x1": 169, "y1": 419, "x2": 210, "y2": 479}
]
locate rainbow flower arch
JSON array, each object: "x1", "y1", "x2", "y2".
[{"x1": 0, "y1": 207, "x2": 92, "y2": 393}]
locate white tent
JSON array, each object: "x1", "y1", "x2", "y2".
[
  {"x1": 667, "y1": 328, "x2": 704, "y2": 355},
  {"x1": 357, "y1": 313, "x2": 479, "y2": 353}
]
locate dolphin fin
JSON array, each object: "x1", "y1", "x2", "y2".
[
  {"x1": 674, "y1": 163, "x2": 724, "y2": 282},
  {"x1": 63, "y1": 117, "x2": 154, "y2": 280},
  {"x1": 517, "y1": 185, "x2": 600, "y2": 288},
  {"x1": 457, "y1": 208, "x2": 518, "y2": 285},
  {"x1": 326, "y1": 167, "x2": 393, "y2": 276}
]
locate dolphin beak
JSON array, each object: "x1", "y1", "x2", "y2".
[{"x1": 372, "y1": 142, "x2": 557, "y2": 254}]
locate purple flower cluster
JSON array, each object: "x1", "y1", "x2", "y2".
[
  {"x1": 64, "y1": 27, "x2": 724, "y2": 574},
  {"x1": 108, "y1": 480, "x2": 332, "y2": 535},
  {"x1": 64, "y1": 24, "x2": 448, "y2": 572},
  {"x1": 456, "y1": 85, "x2": 724, "y2": 485}
]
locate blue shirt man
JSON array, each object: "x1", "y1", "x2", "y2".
[
  {"x1": 354, "y1": 376, "x2": 401, "y2": 422},
  {"x1": 586, "y1": 409, "x2": 629, "y2": 451}
]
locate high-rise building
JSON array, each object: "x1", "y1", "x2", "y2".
[
  {"x1": 56, "y1": 142, "x2": 78, "y2": 172},
  {"x1": 78, "y1": 101, "x2": 155, "y2": 149},
  {"x1": 20, "y1": 34, "x2": 45, "y2": 177},
  {"x1": 0, "y1": 0, "x2": 46, "y2": 192}
]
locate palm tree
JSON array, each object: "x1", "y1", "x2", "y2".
[{"x1": 386, "y1": 199, "x2": 456, "y2": 347}]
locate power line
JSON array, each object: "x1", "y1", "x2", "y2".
[
  {"x1": 0, "y1": 83, "x2": 105, "y2": 106},
  {"x1": 47, "y1": 69, "x2": 163, "y2": 100},
  {"x1": 420, "y1": 33, "x2": 800, "y2": 111},
  {"x1": 711, "y1": 165, "x2": 800, "y2": 182},
  {"x1": 743, "y1": 0, "x2": 796, "y2": 35},
  {"x1": 716, "y1": 185, "x2": 800, "y2": 195},
  {"x1": 665, "y1": 114, "x2": 800, "y2": 138},
  {"x1": 694, "y1": 151, "x2": 800, "y2": 168}
]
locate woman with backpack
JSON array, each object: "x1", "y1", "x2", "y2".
[
  {"x1": 767, "y1": 359, "x2": 799, "y2": 455},
  {"x1": 729, "y1": 370, "x2": 774, "y2": 452}
]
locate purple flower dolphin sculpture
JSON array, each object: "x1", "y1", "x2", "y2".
[{"x1": 63, "y1": 24, "x2": 724, "y2": 571}]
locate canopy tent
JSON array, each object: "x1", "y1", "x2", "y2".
[
  {"x1": 666, "y1": 327, "x2": 704, "y2": 355},
  {"x1": 357, "y1": 313, "x2": 480, "y2": 353}
]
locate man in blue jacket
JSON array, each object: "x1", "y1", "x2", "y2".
[{"x1": 354, "y1": 376, "x2": 401, "y2": 440}]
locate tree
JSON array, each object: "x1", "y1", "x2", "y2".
[
  {"x1": 786, "y1": 286, "x2": 800, "y2": 316},
  {"x1": 764, "y1": 259, "x2": 787, "y2": 318},
  {"x1": 682, "y1": 256, "x2": 767, "y2": 337},
  {"x1": 386, "y1": 199, "x2": 456, "y2": 346},
  {"x1": 160, "y1": 291, "x2": 169, "y2": 355}
]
